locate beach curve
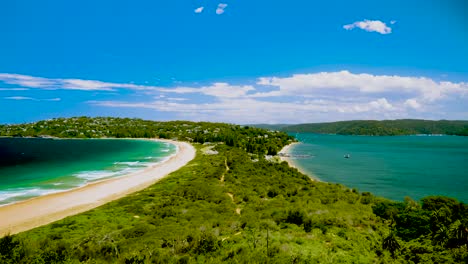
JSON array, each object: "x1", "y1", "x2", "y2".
[
  {"x1": 0, "y1": 139, "x2": 196, "y2": 236},
  {"x1": 279, "y1": 142, "x2": 318, "y2": 181}
]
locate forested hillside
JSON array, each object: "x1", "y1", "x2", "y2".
[
  {"x1": 0, "y1": 117, "x2": 292, "y2": 155},
  {"x1": 0, "y1": 118, "x2": 467, "y2": 263},
  {"x1": 278, "y1": 120, "x2": 468, "y2": 136}
]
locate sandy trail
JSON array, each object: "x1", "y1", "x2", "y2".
[{"x1": 0, "y1": 139, "x2": 195, "y2": 236}]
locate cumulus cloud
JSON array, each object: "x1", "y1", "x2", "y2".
[
  {"x1": 404, "y1": 99, "x2": 422, "y2": 110},
  {"x1": 3, "y1": 71, "x2": 468, "y2": 123},
  {"x1": 89, "y1": 97, "x2": 407, "y2": 124},
  {"x1": 216, "y1": 3, "x2": 228, "y2": 15},
  {"x1": 256, "y1": 70, "x2": 468, "y2": 102},
  {"x1": 89, "y1": 71, "x2": 468, "y2": 123},
  {"x1": 194, "y1": 7, "x2": 204, "y2": 13},
  {"x1": 343, "y1": 19, "x2": 392, "y2": 34},
  {"x1": 369, "y1": 98, "x2": 393, "y2": 110}
]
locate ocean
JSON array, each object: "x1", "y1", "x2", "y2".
[
  {"x1": 0, "y1": 138, "x2": 176, "y2": 206},
  {"x1": 289, "y1": 134, "x2": 468, "y2": 202}
]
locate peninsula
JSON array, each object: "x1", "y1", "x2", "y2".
[{"x1": 0, "y1": 117, "x2": 466, "y2": 263}]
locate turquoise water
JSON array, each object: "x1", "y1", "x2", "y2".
[
  {"x1": 289, "y1": 134, "x2": 468, "y2": 202},
  {"x1": 0, "y1": 138, "x2": 176, "y2": 205}
]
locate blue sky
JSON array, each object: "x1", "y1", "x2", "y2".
[{"x1": 1, "y1": 0, "x2": 467, "y2": 124}]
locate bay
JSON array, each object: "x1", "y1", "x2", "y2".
[{"x1": 290, "y1": 134, "x2": 468, "y2": 202}]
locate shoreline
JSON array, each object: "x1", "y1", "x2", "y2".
[
  {"x1": 0, "y1": 139, "x2": 196, "y2": 236},
  {"x1": 0, "y1": 138, "x2": 177, "y2": 208},
  {"x1": 279, "y1": 142, "x2": 320, "y2": 181}
]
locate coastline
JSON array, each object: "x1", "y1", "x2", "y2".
[
  {"x1": 279, "y1": 142, "x2": 319, "y2": 181},
  {"x1": 0, "y1": 139, "x2": 196, "y2": 236}
]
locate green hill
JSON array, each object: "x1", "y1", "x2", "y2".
[
  {"x1": 245, "y1": 124, "x2": 292, "y2": 131},
  {"x1": 279, "y1": 120, "x2": 468, "y2": 136},
  {"x1": 0, "y1": 117, "x2": 467, "y2": 263}
]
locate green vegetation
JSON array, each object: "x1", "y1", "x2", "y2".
[
  {"x1": 0, "y1": 117, "x2": 293, "y2": 155},
  {"x1": 256, "y1": 119, "x2": 468, "y2": 136},
  {"x1": 372, "y1": 196, "x2": 468, "y2": 263},
  {"x1": 246, "y1": 124, "x2": 292, "y2": 131},
  {"x1": 0, "y1": 117, "x2": 467, "y2": 263}
]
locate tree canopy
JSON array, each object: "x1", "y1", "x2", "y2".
[{"x1": 253, "y1": 119, "x2": 468, "y2": 136}]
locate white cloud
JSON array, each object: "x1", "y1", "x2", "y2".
[
  {"x1": 45, "y1": 98, "x2": 61, "y2": 101},
  {"x1": 0, "y1": 73, "x2": 157, "y2": 91},
  {"x1": 390, "y1": 20, "x2": 397, "y2": 25},
  {"x1": 216, "y1": 3, "x2": 228, "y2": 15},
  {"x1": 0, "y1": 87, "x2": 29, "y2": 91},
  {"x1": 159, "y1": 82, "x2": 254, "y2": 98},
  {"x1": 89, "y1": 97, "x2": 408, "y2": 124},
  {"x1": 4, "y1": 96, "x2": 35, "y2": 100},
  {"x1": 194, "y1": 7, "x2": 204, "y2": 13},
  {"x1": 256, "y1": 70, "x2": 468, "y2": 102},
  {"x1": 88, "y1": 70, "x2": 468, "y2": 123},
  {"x1": 404, "y1": 99, "x2": 422, "y2": 110},
  {"x1": 343, "y1": 19, "x2": 392, "y2": 34},
  {"x1": 4, "y1": 96, "x2": 61, "y2": 101},
  {"x1": 0, "y1": 74, "x2": 57, "y2": 88},
  {"x1": 3, "y1": 71, "x2": 468, "y2": 123},
  {"x1": 369, "y1": 98, "x2": 393, "y2": 110},
  {"x1": 167, "y1": 97, "x2": 189, "y2": 101}
]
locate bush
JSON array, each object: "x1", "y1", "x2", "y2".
[
  {"x1": 303, "y1": 218, "x2": 313, "y2": 233},
  {"x1": 286, "y1": 209, "x2": 306, "y2": 226},
  {"x1": 192, "y1": 232, "x2": 219, "y2": 254},
  {"x1": 0, "y1": 235, "x2": 24, "y2": 263}
]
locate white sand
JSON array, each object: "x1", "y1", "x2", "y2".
[
  {"x1": 0, "y1": 139, "x2": 195, "y2": 236},
  {"x1": 279, "y1": 142, "x2": 299, "y2": 168},
  {"x1": 279, "y1": 142, "x2": 317, "y2": 181}
]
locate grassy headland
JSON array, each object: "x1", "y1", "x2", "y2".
[{"x1": 0, "y1": 117, "x2": 467, "y2": 263}]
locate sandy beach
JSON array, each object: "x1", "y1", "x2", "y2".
[
  {"x1": 0, "y1": 139, "x2": 195, "y2": 236},
  {"x1": 279, "y1": 142, "x2": 300, "y2": 168},
  {"x1": 279, "y1": 142, "x2": 317, "y2": 180}
]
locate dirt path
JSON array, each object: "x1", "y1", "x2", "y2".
[
  {"x1": 220, "y1": 159, "x2": 240, "y2": 215},
  {"x1": 226, "y1": 192, "x2": 240, "y2": 215},
  {"x1": 220, "y1": 158, "x2": 229, "y2": 182}
]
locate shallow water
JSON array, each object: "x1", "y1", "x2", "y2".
[{"x1": 0, "y1": 138, "x2": 176, "y2": 205}]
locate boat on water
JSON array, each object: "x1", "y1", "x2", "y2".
[{"x1": 344, "y1": 154, "x2": 351, "y2": 158}]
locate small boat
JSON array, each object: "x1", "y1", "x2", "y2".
[{"x1": 344, "y1": 154, "x2": 351, "y2": 158}]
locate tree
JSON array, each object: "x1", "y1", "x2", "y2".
[
  {"x1": 448, "y1": 220, "x2": 468, "y2": 248},
  {"x1": 382, "y1": 232, "x2": 400, "y2": 258}
]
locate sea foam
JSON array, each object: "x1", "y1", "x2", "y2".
[
  {"x1": 0, "y1": 187, "x2": 62, "y2": 205},
  {"x1": 0, "y1": 138, "x2": 177, "y2": 206},
  {"x1": 73, "y1": 168, "x2": 141, "y2": 181}
]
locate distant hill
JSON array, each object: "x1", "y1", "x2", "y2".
[
  {"x1": 245, "y1": 124, "x2": 291, "y2": 131},
  {"x1": 254, "y1": 120, "x2": 468, "y2": 136}
]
